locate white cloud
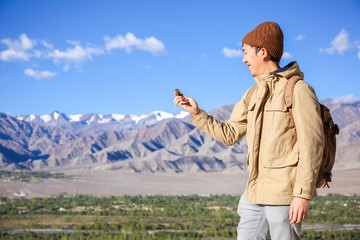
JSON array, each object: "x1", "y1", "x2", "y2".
[
  {"x1": 63, "y1": 64, "x2": 70, "y2": 72},
  {"x1": 2, "y1": 33, "x2": 165, "y2": 73},
  {"x1": 222, "y1": 47, "x2": 243, "y2": 58},
  {"x1": 282, "y1": 52, "x2": 292, "y2": 59},
  {"x1": 67, "y1": 40, "x2": 80, "y2": 46},
  {"x1": 46, "y1": 44, "x2": 104, "y2": 68},
  {"x1": 320, "y1": 28, "x2": 351, "y2": 54},
  {"x1": 42, "y1": 41, "x2": 54, "y2": 50},
  {"x1": 24, "y1": 68, "x2": 57, "y2": 80},
  {"x1": 358, "y1": 45, "x2": 360, "y2": 60},
  {"x1": 296, "y1": 35, "x2": 305, "y2": 41},
  {"x1": 104, "y1": 33, "x2": 165, "y2": 55},
  {"x1": 0, "y1": 34, "x2": 38, "y2": 61}
]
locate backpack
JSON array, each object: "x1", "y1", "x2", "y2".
[{"x1": 244, "y1": 75, "x2": 340, "y2": 188}]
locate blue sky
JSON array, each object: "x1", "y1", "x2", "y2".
[{"x1": 1, "y1": 0, "x2": 360, "y2": 116}]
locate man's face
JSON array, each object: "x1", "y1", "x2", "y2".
[{"x1": 242, "y1": 43, "x2": 263, "y2": 77}]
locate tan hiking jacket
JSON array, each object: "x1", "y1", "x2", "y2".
[{"x1": 191, "y1": 61, "x2": 324, "y2": 205}]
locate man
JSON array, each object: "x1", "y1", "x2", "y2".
[{"x1": 174, "y1": 22, "x2": 324, "y2": 239}]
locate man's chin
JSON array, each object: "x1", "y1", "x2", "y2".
[{"x1": 248, "y1": 68, "x2": 256, "y2": 77}]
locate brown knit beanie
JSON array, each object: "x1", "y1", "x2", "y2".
[{"x1": 242, "y1": 21, "x2": 284, "y2": 61}]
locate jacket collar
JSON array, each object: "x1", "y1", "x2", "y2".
[{"x1": 254, "y1": 61, "x2": 304, "y2": 83}]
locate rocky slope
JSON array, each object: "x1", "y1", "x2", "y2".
[{"x1": 1, "y1": 99, "x2": 359, "y2": 173}]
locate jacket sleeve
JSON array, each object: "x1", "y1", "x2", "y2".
[
  {"x1": 190, "y1": 93, "x2": 248, "y2": 146},
  {"x1": 292, "y1": 81, "x2": 325, "y2": 199}
]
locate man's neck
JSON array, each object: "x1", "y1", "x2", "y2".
[
  {"x1": 266, "y1": 61, "x2": 280, "y2": 74},
  {"x1": 258, "y1": 61, "x2": 280, "y2": 76}
]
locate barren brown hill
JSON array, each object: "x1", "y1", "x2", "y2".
[{"x1": 0, "y1": 99, "x2": 359, "y2": 173}]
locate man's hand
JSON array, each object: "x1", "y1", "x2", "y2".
[
  {"x1": 173, "y1": 92, "x2": 200, "y2": 116},
  {"x1": 289, "y1": 197, "x2": 309, "y2": 224}
]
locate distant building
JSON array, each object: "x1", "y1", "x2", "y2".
[{"x1": 14, "y1": 191, "x2": 26, "y2": 197}]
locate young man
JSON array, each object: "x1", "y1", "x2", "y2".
[{"x1": 174, "y1": 22, "x2": 324, "y2": 239}]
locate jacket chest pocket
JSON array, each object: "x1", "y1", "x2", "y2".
[
  {"x1": 261, "y1": 101, "x2": 297, "y2": 164},
  {"x1": 263, "y1": 102, "x2": 294, "y2": 130}
]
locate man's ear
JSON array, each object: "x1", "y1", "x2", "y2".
[{"x1": 261, "y1": 47, "x2": 271, "y2": 61}]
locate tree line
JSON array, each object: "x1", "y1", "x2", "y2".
[{"x1": 0, "y1": 194, "x2": 358, "y2": 239}]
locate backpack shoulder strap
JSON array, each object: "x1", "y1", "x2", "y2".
[
  {"x1": 284, "y1": 75, "x2": 303, "y2": 108},
  {"x1": 284, "y1": 75, "x2": 303, "y2": 121},
  {"x1": 244, "y1": 84, "x2": 257, "y2": 110}
]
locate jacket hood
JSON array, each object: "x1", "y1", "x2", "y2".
[
  {"x1": 255, "y1": 61, "x2": 304, "y2": 83},
  {"x1": 273, "y1": 61, "x2": 304, "y2": 79}
]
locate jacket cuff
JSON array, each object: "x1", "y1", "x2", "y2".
[
  {"x1": 190, "y1": 109, "x2": 208, "y2": 129},
  {"x1": 293, "y1": 185, "x2": 315, "y2": 200}
]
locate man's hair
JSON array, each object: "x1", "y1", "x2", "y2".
[{"x1": 252, "y1": 46, "x2": 280, "y2": 63}]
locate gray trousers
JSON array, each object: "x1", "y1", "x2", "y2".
[{"x1": 237, "y1": 195, "x2": 301, "y2": 240}]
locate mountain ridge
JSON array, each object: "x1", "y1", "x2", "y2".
[
  {"x1": 1, "y1": 98, "x2": 360, "y2": 173},
  {"x1": 15, "y1": 110, "x2": 191, "y2": 135}
]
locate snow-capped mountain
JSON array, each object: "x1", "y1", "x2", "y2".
[
  {"x1": 16, "y1": 110, "x2": 191, "y2": 134},
  {"x1": 1, "y1": 99, "x2": 360, "y2": 173},
  {"x1": 16, "y1": 111, "x2": 70, "y2": 126}
]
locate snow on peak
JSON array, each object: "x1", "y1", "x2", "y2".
[
  {"x1": 86, "y1": 115, "x2": 96, "y2": 125},
  {"x1": 153, "y1": 111, "x2": 174, "y2": 121},
  {"x1": 97, "y1": 115, "x2": 112, "y2": 124},
  {"x1": 329, "y1": 94, "x2": 358, "y2": 104},
  {"x1": 112, "y1": 114, "x2": 125, "y2": 121},
  {"x1": 175, "y1": 111, "x2": 190, "y2": 119},
  {"x1": 16, "y1": 115, "x2": 24, "y2": 121},
  {"x1": 53, "y1": 112, "x2": 60, "y2": 120},
  {"x1": 97, "y1": 118, "x2": 111, "y2": 124},
  {"x1": 28, "y1": 114, "x2": 36, "y2": 121},
  {"x1": 15, "y1": 110, "x2": 190, "y2": 126},
  {"x1": 130, "y1": 114, "x2": 149, "y2": 124},
  {"x1": 40, "y1": 114, "x2": 52, "y2": 123},
  {"x1": 68, "y1": 114, "x2": 83, "y2": 122}
]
